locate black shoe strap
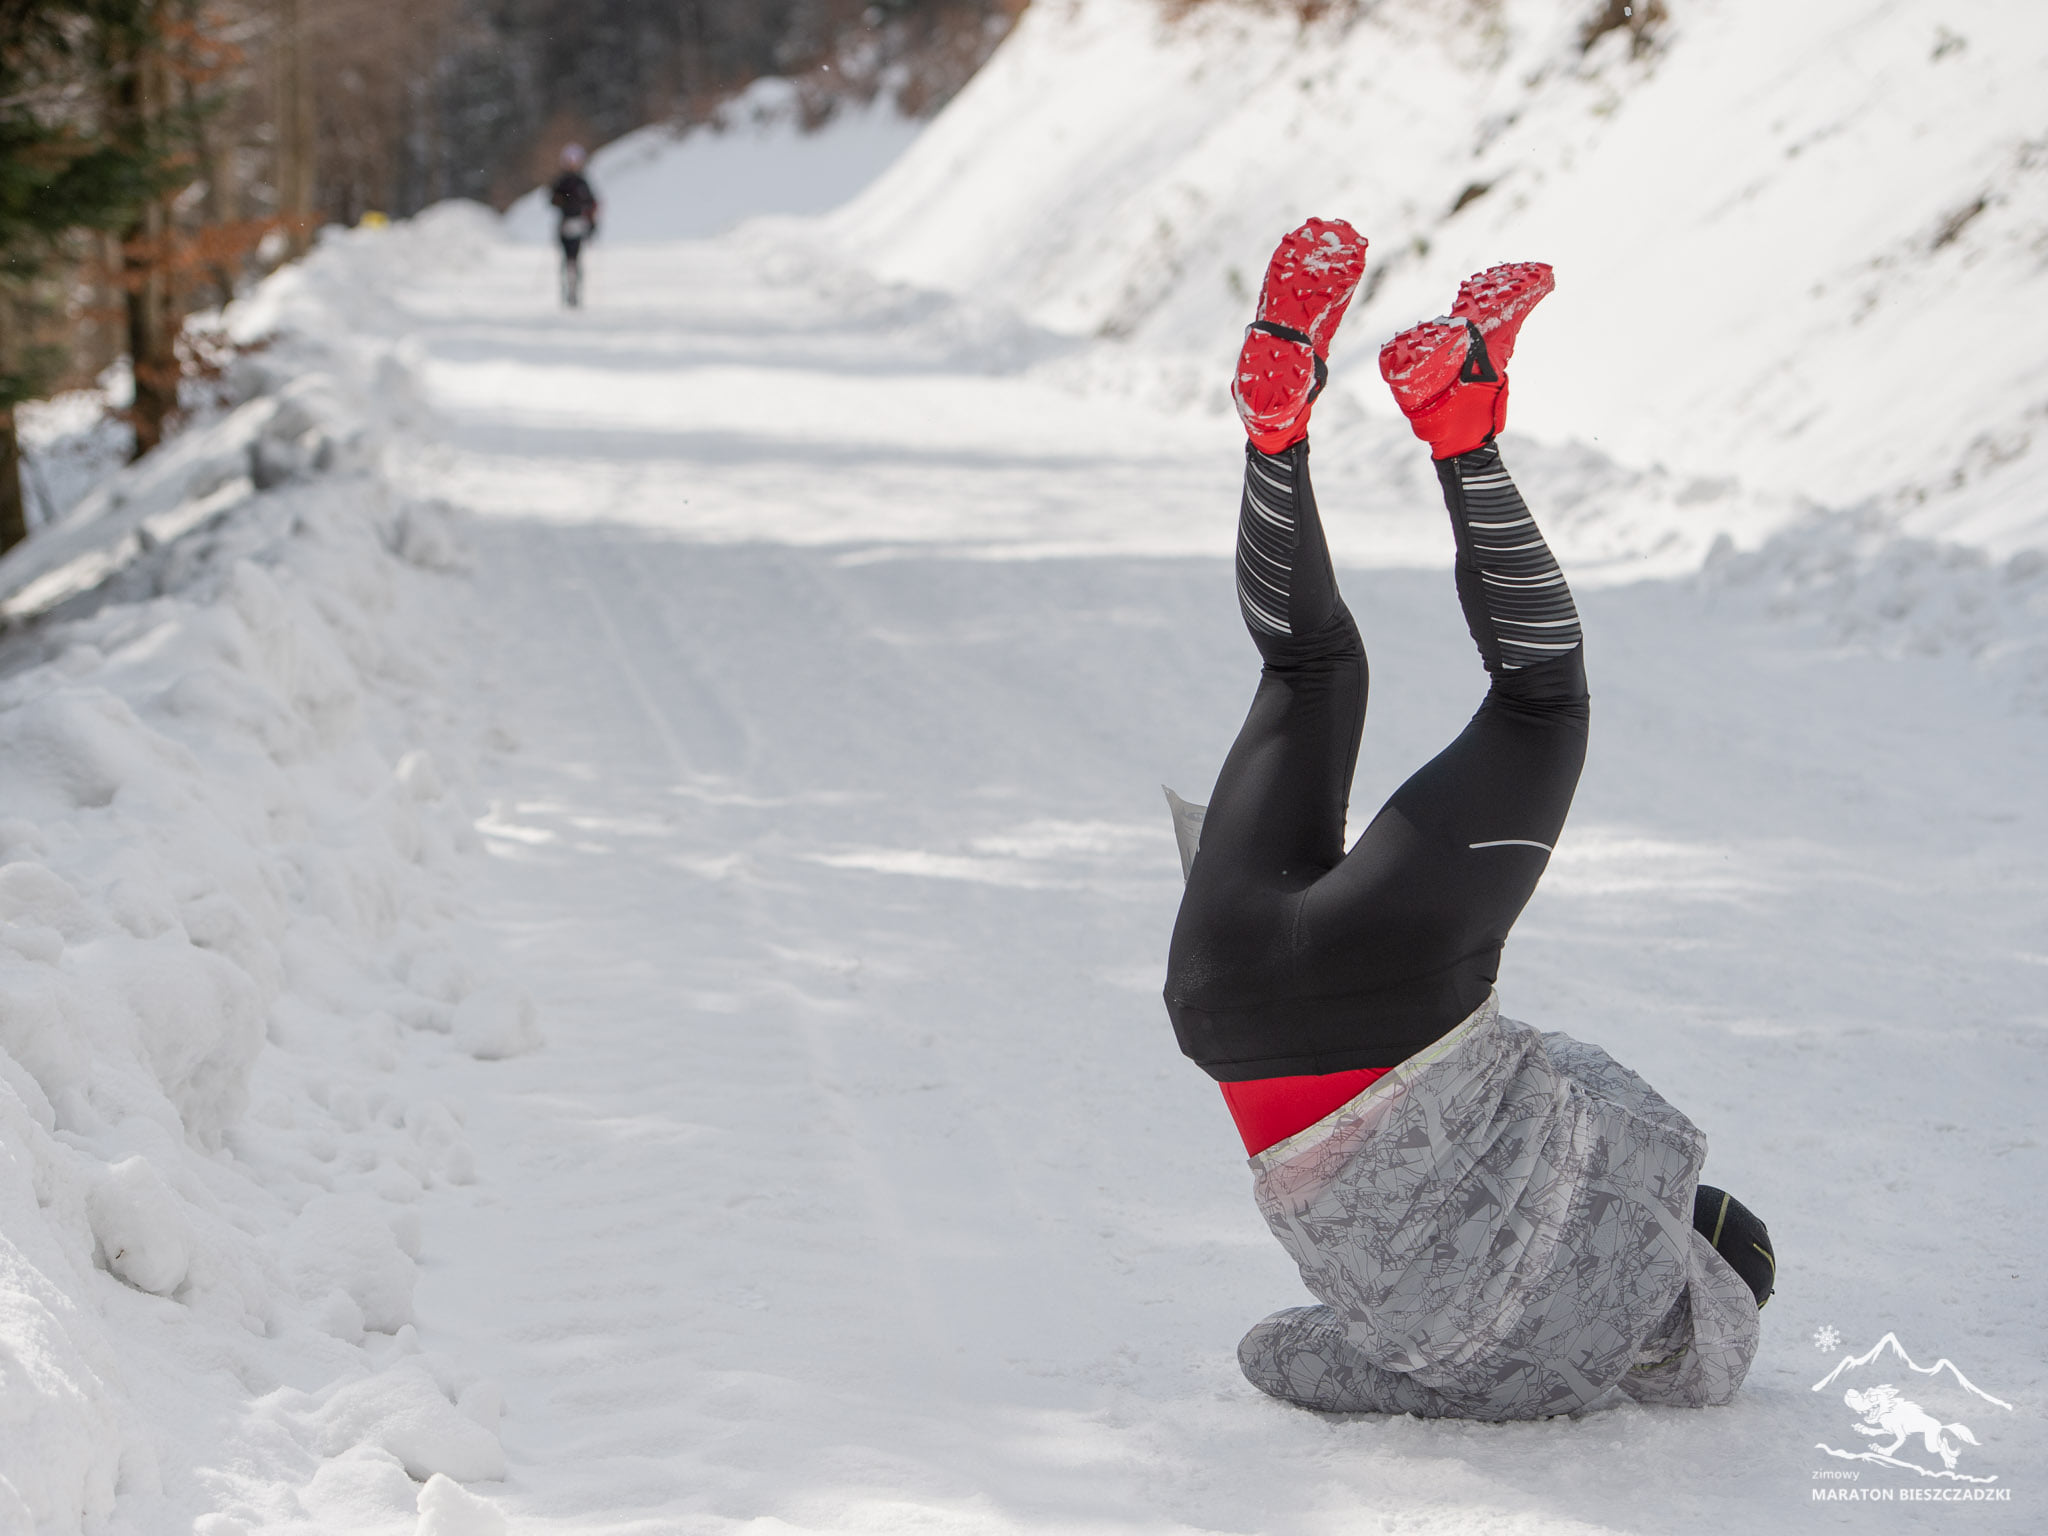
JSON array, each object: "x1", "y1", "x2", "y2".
[
  {"x1": 1247, "y1": 320, "x2": 1329, "y2": 401},
  {"x1": 1459, "y1": 320, "x2": 1500, "y2": 384}
]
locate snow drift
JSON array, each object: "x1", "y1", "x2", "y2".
[{"x1": 0, "y1": 213, "x2": 526, "y2": 1533}]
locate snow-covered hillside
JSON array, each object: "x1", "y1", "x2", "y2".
[{"x1": 835, "y1": 0, "x2": 2048, "y2": 553}]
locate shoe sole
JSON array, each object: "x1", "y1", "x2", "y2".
[
  {"x1": 1450, "y1": 262, "x2": 1554, "y2": 369},
  {"x1": 1235, "y1": 218, "x2": 1369, "y2": 442},
  {"x1": 1377, "y1": 318, "x2": 1470, "y2": 415},
  {"x1": 1234, "y1": 331, "x2": 1319, "y2": 435},
  {"x1": 1251, "y1": 218, "x2": 1369, "y2": 354}
]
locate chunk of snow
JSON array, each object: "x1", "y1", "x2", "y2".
[
  {"x1": 415, "y1": 1472, "x2": 508, "y2": 1536},
  {"x1": 87, "y1": 1156, "x2": 191, "y2": 1295},
  {"x1": 451, "y1": 986, "x2": 541, "y2": 1062},
  {"x1": 287, "y1": 1193, "x2": 417, "y2": 1334},
  {"x1": 312, "y1": 1361, "x2": 508, "y2": 1483}
]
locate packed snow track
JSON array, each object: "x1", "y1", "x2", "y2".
[{"x1": 402, "y1": 227, "x2": 2046, "y2": 1531}]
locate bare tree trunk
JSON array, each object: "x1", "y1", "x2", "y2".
[
  {"x1": 0, "y1": 406, "x2": 28, "y2": 554},
  {"x1": 276, "y1": 0, "x2": 316, "y2": 253},
  {"x1": 125, "y1": 192, "x2": 177, "y2": 458},
  {"x1": 116, "y1": 28, "x2": 178, "y2": 462}
]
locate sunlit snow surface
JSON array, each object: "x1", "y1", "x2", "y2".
[
  {"x1": 387, "y1": 215, "x2": 2048, "y2": 1536},
  {"x1": 0, "y1": 8, "x2": 2045, "y2": 1531}
]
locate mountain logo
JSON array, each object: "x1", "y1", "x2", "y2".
[{"x1": 1812, "y1": 1332, "x2": 2015, "y2": 1484}]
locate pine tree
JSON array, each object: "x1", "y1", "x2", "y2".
[{"x1": 0, "y1": 0, "x2": 165, "y2": 552}]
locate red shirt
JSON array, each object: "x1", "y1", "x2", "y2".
[{"x1": 1221, "y1": 1067, "x2": 1391, "y2": 1156}]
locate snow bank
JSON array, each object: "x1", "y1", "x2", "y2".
[
  {"x1": 501, "y1": 77, "x2": 922, "y2": 245},
  {"x1": 13, "y1": 386, "x2": 131, "y2": 531},
  {"x1": 830, "y1": 0, "x2": 2048, "y2": 555},
  {"x1": 1701, "y1": 507, "x2": 2048, "y2": 707},
  {"x1": 0, "y1": 220, "x2": 519, "y2": 1533}
]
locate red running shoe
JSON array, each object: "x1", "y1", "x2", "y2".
[
  {"x1": 1379, "y1": 261, "x2": 1554, "y2": 459},
  {"x1": 1232, "y1": 218, "x2": 1369, "y2": 454}
]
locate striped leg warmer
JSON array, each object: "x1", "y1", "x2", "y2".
[
  {"x1": 1235, "y1": 440, "x2": 1340, "y2": 650},
  {"x1": 1436, "y1": 444, "x2": 1582, "y2": 674}
]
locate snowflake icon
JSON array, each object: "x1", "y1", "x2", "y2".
[{"x1": 1813, "y1": 1324, "x2": 1842, "y2": 1352}]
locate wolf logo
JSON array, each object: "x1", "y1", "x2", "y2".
[
  {"x1": 1813, "y1": 1331, "x2": 2012, "y2": 1484},
  {"x1": 1843, "y1": 1386, "x2": 1980, "y2": 1471}
]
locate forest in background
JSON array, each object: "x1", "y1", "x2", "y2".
[{"x1": 0, "y1": 0, "x2": 1022, "y2": 552}]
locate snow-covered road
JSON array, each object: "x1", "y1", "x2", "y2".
[{"x1": 358, "y1": 228, "x2": 2047, "y2": 1532}]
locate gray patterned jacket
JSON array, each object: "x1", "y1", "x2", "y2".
[{"x1": 1236, "y1": 994, "x2": 1760, "y2": 1419}]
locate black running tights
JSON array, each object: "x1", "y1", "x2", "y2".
[{"x1": 1164, "y1": 439, "x2": 1590, "y2": 1081}]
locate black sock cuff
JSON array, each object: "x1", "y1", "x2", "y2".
[
  {"x1": 1435, "y1": 439, "x2": 1502, "y2": 488},
  {"x1": 1247, "y1": 438, "x2": 1309, "y2": 470}
]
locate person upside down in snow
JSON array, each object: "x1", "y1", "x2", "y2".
[{"x1": 1163, "y1": 219, "x2": 1775, "y2": 1419}]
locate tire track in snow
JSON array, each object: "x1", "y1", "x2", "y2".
[{"x1": 550, "y1": 524, "x2": 968, "y2": 1400}]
